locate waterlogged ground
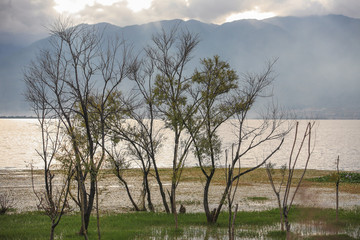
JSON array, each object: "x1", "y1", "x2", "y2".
[
  {"x1": 143, "y1": 223, "x2": 360, "y2": 240},
  {"x1": 1, "y1": 168, "x2": 360, "y2": 239},
  {"x1": 1, "y1": 168, "x2": 359, "y2": 213}
]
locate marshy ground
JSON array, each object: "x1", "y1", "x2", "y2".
[
  {"x1": 1, "y1": 168, "x2": 359, "y2": 213},
  {"x1": 1, "y1": 168, "x2": 360, "y2": 239}
]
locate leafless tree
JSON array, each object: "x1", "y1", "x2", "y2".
[
  {"x1": 24, "y1": 17, "x2": 131, "y2": 239},
  {"x1": 266, "y1": 121, "x2": 315, "y2": 238},
  {"x1": 266, "y1": 162, "x2": 287, "y2": 231},
  {"x1": 25, "y1": 69, "x2": 73, "y2": 240}
]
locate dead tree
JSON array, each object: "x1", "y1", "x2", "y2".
[
  {"x1": 266, "y1": 163, "x2": 287, "y2": 231},
  {"x1": 25, "y1": 74, "x2": 73, "y2": 240},
  {"x1": 266, "y1": 121, "x2": 315, "y2": 237}
]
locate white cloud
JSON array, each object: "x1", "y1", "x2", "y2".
[
  {"x1": 0, "y1": 0, "x2": 56, "y2": 36},
  {"x1": 226, "y1": 7, "x2": 276, "y2": 21}
]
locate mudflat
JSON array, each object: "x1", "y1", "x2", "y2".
[{"x1": 1, "y1": 168, "x2": 359, "y2": 213}]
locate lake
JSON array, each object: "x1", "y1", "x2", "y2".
[{"x1": 0, "y1": 119, "x2": 359, "y2": 171}]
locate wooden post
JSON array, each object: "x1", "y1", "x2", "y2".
[{"x1": 336, "y1": 155, "x2": 340, "y2": 222}]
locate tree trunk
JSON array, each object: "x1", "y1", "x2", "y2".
[
  {"x1": 211, "y1": 180, "x2": 231, "y2": 223},
  {"x1": 144, "y1": 172, "x2": 154, "y2": 212},
  {"x1": 123, "y1": 179, "x2": 140, "y2": 211},
  {"x1": 284, "y1": 210, "x2": 291, "y2": 239},
  {"x1": 96, "y1": 178, "x2": 101, "y2": 240},
  {"x1": 230, "y1": 204, "x2": 238, "y2": 240},
  {"x1": 79, "y1": 175, "x2": 96, "y2": 237},
  {"x1": 171, "y1": 180, "x2": 178, "y2": 229},
  {"x1": 50, "y1": 224, "x2": 55, "y2": 240},
  {"x1": 336, "y1": 181, "x2": 339, "y2": 222},
  {"x1": 78, "y1": 173, "x2": 88, "y2": 240},
  {"x1": 151, "y1": 159, "x2": 170, "y2": 213},
  {"x1": 276, "y1": 192, "x2": 284, "y2": 231},
  {"x1": 85, "y1": 177, "x2": 96, "y2": 230},
  {"x1": 203, "y1": 177, "x2": 213, "y2": 223}
]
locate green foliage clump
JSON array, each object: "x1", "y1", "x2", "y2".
[
  {"x1": 247, "y1": 196, "x2": 269, "y2": 201},
  {"x1": 309, "y1": 172, "x2": 360, "y2": 183}
]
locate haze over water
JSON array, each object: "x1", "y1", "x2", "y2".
[{"x1": 0, "y1": 119, "x2": 359, "y2": 171}]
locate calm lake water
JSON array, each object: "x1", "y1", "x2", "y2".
[{"x1": 0, "y1": 119, "x2": 359, "y2": 171}]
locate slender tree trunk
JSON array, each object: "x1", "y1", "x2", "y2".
[
  {"x1": 171, "y1": 179, "x2": 178, "y2": 228},
  {"x1": 203, "y1": 177, "x2": 212, "y2": 223},
  {"x1": 77, "y1": 170, "x2": 88, "y2": 240},
  {"x1": 144, "y1": 171, "x2": 154, "y2": 212},
  {"x1": 123, "y1": 179, "x2": 140, "y2": 211},
  {"x1": 336, "y1": 181, "x2": 339, "y2": 221},
  {"x1": 171, "y1": 133, "x2": 180, "y2": 229},
  {"x1": 96, "y1": 177, "x2": 101, "y2": 240},
  {"x1": 211, "y1": 179, "x2": 232, "y2": 223},
  {"x1": 276, "y1": 193, "x2": 284, "y2": 231},
  {"x1": 284, "y1": 209, "x2": 291, "y2": 239},
  {"x1": 151, "y1": 160, "x2": 170, "y2": 213},
  {"x1": 336, "y1": 155, "x2": 340, "y2": 222},
  {"x1": 84, "y1": 176, "x2": 96, "y2": 231},
  {"x1": 50, "y1": 223, "x2": 55, "y2": 240},
  {"x1": 230, "y1": 204, "x2": 238, "y2": 240}
]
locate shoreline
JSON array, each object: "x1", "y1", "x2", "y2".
[{"x1": 1, "y1": 168, "x2": 359, "y2": 213}]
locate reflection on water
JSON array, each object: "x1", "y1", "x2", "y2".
[
  {"x1": 0, "y1": 119, "x2": 359, "y2": 171},
  {"x1": 144, "y1": 222, "x2": 360, "y2": 239}
]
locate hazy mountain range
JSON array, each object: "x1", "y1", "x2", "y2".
[{"x1": 0, "y1": 14, "x2": 359, "y2": 118}]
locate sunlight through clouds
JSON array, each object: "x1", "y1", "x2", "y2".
[
  {"x1": 53, "y1": 0, "x2": 152, "y2": 14},
  {"x1": 127, "y1": 0, "x2": 152, "y2": 12},
  {"x1": 226, "y1": 7, "x2": 276, "y2": 22}
]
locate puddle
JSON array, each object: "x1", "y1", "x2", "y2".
[{"x1": 141, "y1": 222, "x2": 360, "y2": 239}]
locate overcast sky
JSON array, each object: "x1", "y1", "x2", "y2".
[{"x1": 1, "y1": 0, "x2": 360, "y2": 43}]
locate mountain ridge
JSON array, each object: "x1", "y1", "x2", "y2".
[{"x1": 0, "y1": 15, "x2": 359, "y2": 118}]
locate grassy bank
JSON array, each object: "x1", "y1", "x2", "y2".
[{"x1": 1, "y1": 207, "x2": 359, "y2": 239}]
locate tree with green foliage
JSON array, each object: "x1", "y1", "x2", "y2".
[
  {"x1": 148, "y1": 24, "x2": 200, "y2": 228},
  {"x1": 187, "y1": 58, "x2": 290, "y2": 223},
  {"x1": 185, "y1": 55, "x2": 239, "y2": 223}
]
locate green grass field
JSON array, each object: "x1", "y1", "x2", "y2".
[{"x1": 1, "y1": 207, "x2": 359, "y2": 239}]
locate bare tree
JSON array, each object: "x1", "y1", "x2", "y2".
[
  {"x1": 266, "y1": 121, "x2": 315, "y2": 238},
  {"x1": 25, "y1": 70, "x2": 73, "y2": 240},
  {"x1": 24, "y1": 17, "x2": 131, "y2": 238},
  {"x1": 266, "y1": 162, "x2": 287, "y2": 231}
]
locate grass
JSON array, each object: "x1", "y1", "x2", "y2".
[
  {"x1": 2, "y1": 167, "x2": 359, "y2": 239},
  {"x1": 247, "y1": 196, "x2": 269, "y2": 201},
  {"x1": 1, "y1": 207, "x2": 359, "y2": 239},
  {"x1": 308, "y1": 172, "x2": 360, "y2": 183}
]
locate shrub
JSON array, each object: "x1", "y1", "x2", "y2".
[{"x1": 0, "y1": 191, "x2": 15, "y2": 214}]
